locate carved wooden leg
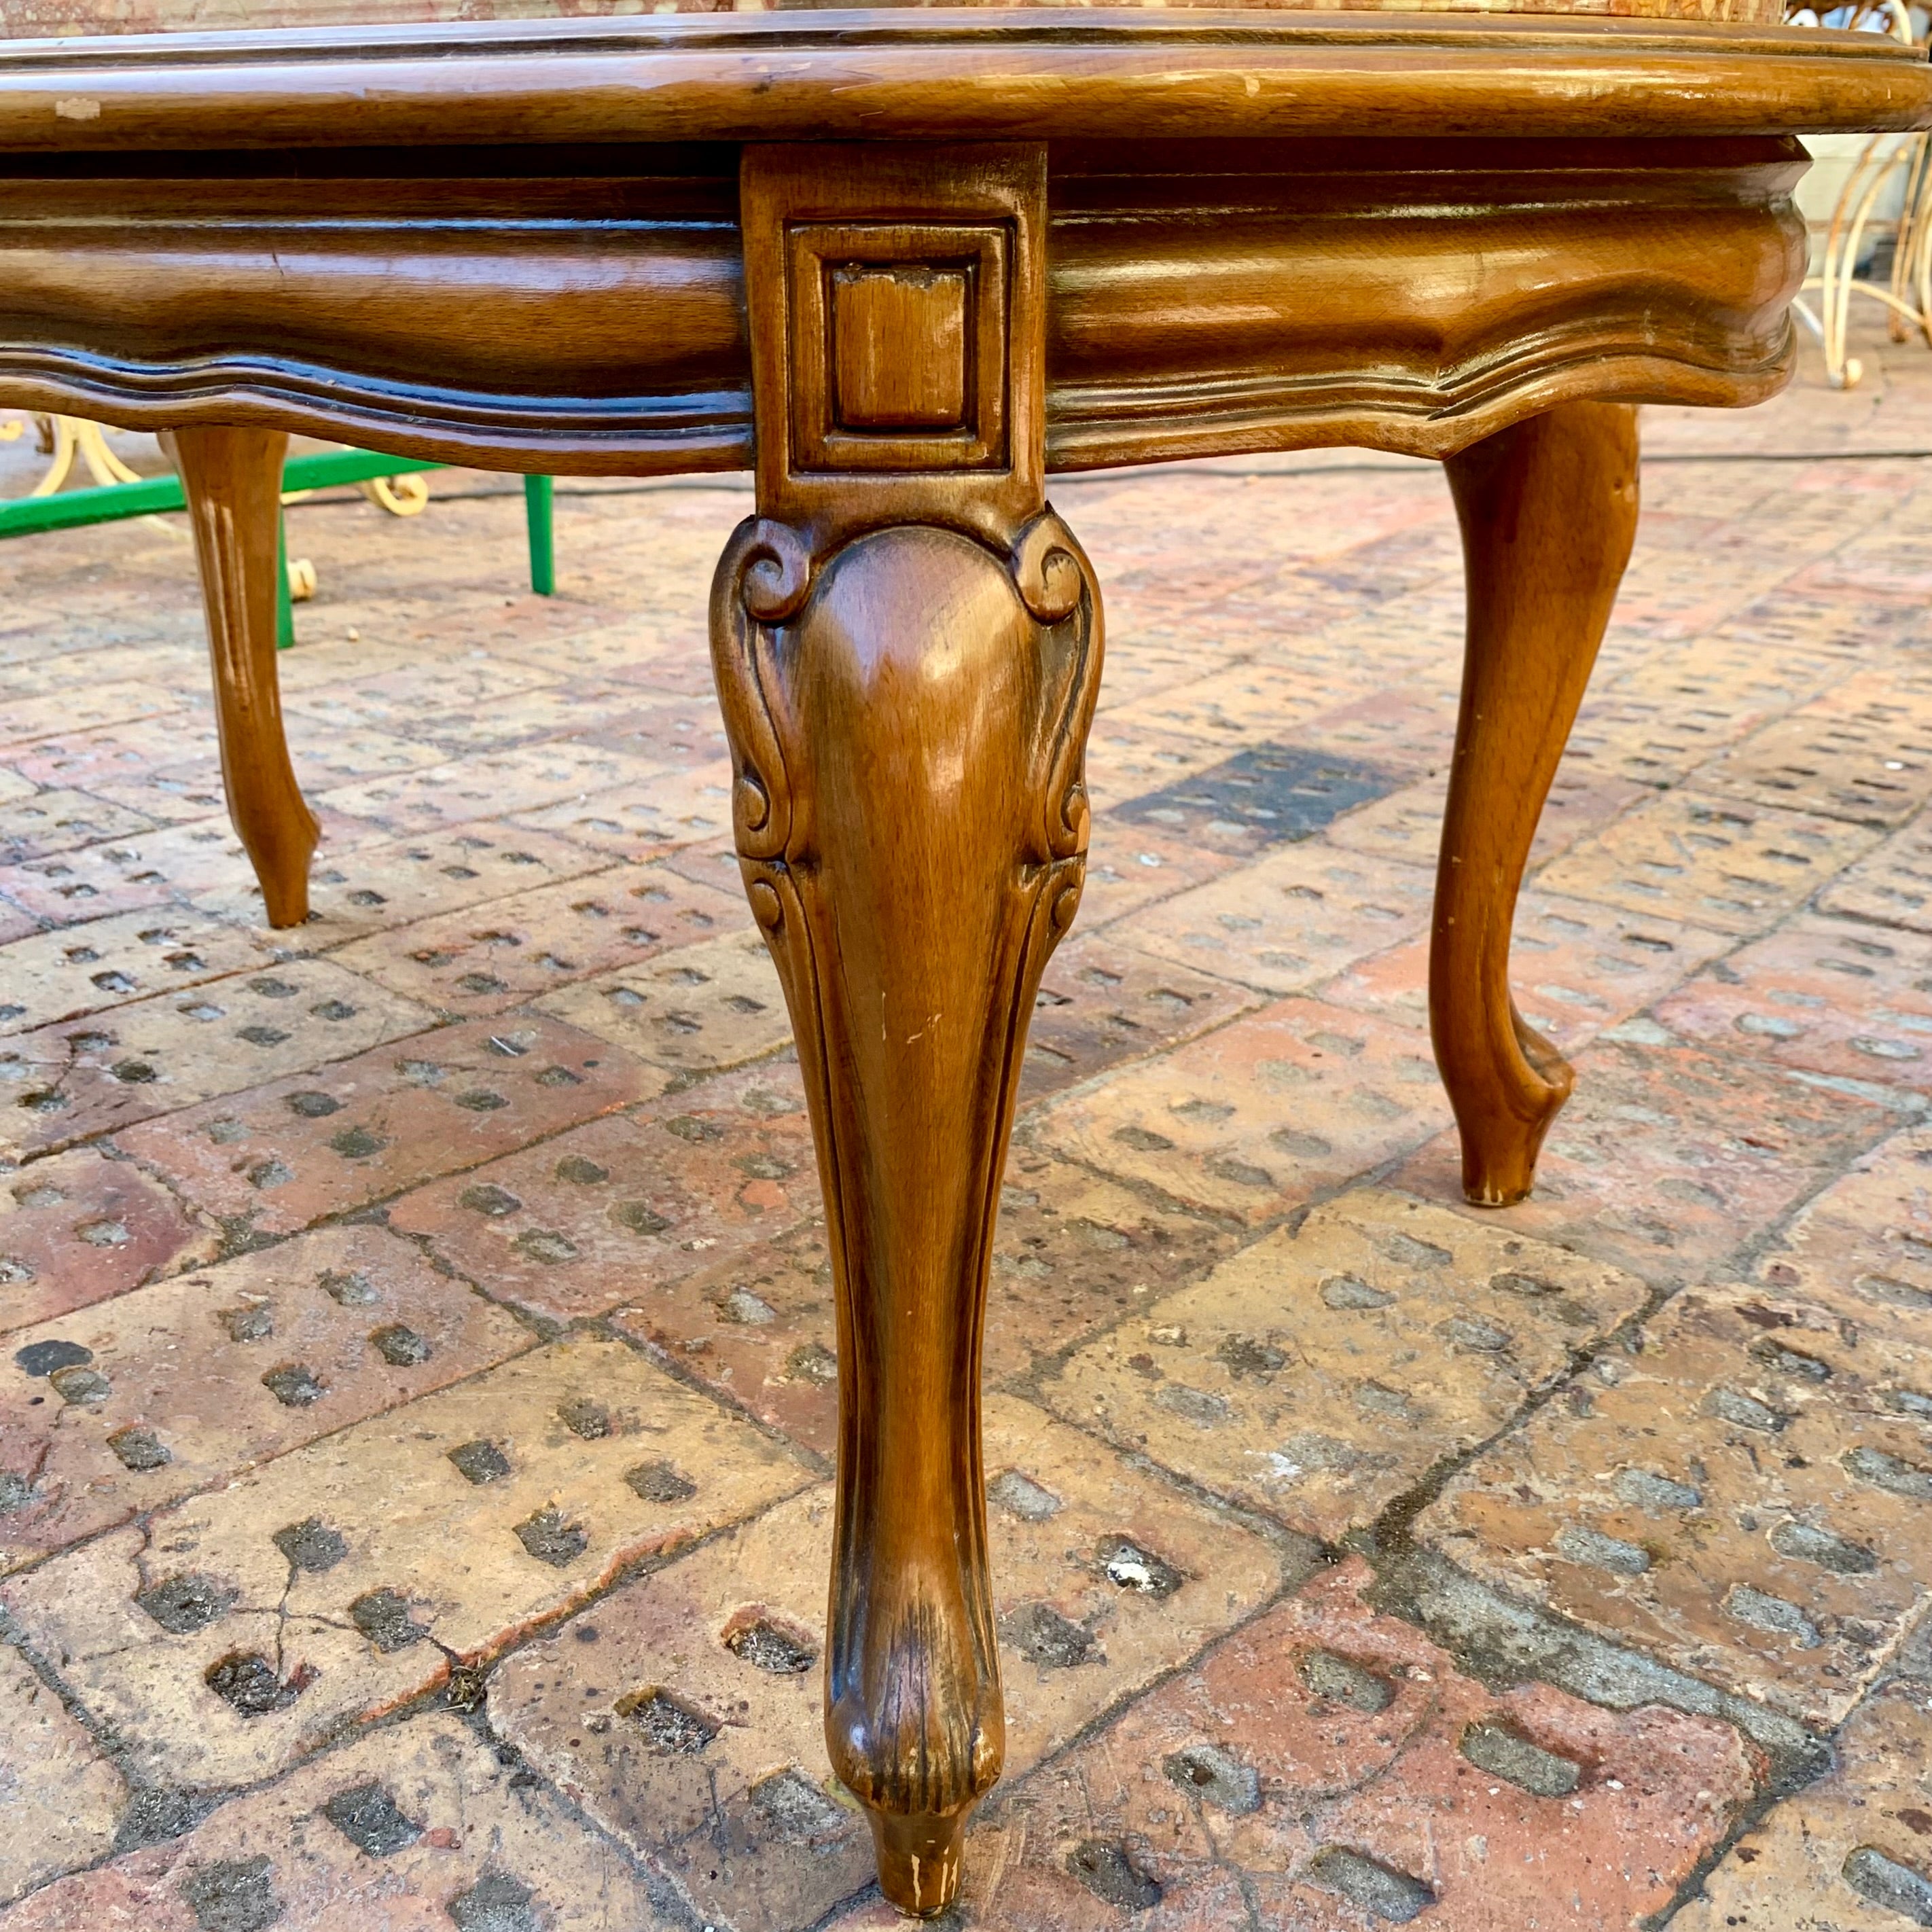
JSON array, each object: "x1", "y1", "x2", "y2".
[
  {"x1": 1435, "y1": 401, "x2": 1640, "y2": 1206},
  {"x1": 714, "y1": 144, "x2": 1101, "y2": 1917},
  {"x1": 162, "y1": 425, "x2": 319, "y2": 928}
]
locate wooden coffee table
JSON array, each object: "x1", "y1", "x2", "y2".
[{"x1": 2, "y1": 10, "x2": 1925, "y2": 1912}]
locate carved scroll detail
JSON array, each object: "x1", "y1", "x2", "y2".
[
  {"x1": 710, "y1": 501, "x2": 1101, "y2": 1913},
  {"x1": 1012, "y1": 509, "x2": 1102, "y2": 884},
  {"x1": 726, "y1": 135, "x2": 1086, "y2": 1918}
]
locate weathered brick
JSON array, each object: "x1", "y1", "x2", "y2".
[
  {"x1": 1329, "y1": 888, "x2": 1730, "y2": 1050},
  {"x1": 1564, "y1": 687, "x2": 1783, "y2": 792},
  {"x1": 0, "y1": 899, "x2": 37, "y2": 948},
  {"x1": 0, "y1": 958, "x2": 436, "y2": 1159},
  {"x1": 0, "y1": 821, "x2": 279, "y2": 927},
  {"x1": 0, "y1": 787, "x2": 158, "y2": 864},
  {"x1": 117, "y1": 1015, "x2": 661, "y2": 1238},
  {"x1": 359, "y1": 680, "x2": 648, "y2": 756},
  {"x1": 79, "y1": 721, "x2": 447, "y2": 832},
  {"x1": 491, "y1": 1393, "x2": 1281, "y2": 1932},
  {"x1": 1085, "y1": 717, "x2": 1249, "y2": 817},
  {"x1": 1126, "y1": 842, "x2": 1434, "y2": 998},
  {"x1": 0, "y1": 1711, "x2": 685, "y2": 1930},
  {"x1": 556, "y1": 687, "x2": 734, "y2": 771},
  {"x1": 0, "y1": 1336, "x2": 806, "y2": 1787},
  {"x1": 1326, "y1": 769, "x2": 1649, "y2": 874},
  {"x1": 0, "y1": 1643, "x2": 126, "y2": 1906},
  {"x1": 0, "y1": 908, "x2": 271, "y2": 1036},
  {"x1": 318, "y1": 740, "x2": 664, "y2": 840},
  {"x1": 1395, "y1": 1027, "x2": 1898, "y2": 1287},
  {"x1": 1537, "y1": 791, "x2": 1881, "y2": 936},
  {"x1": 7, "y1": 714, "x2": 218, "y2": 794},
  {"x1": 390, "y1": 1062, "x2": 818, "y2": 1325},
  {"x1": 1592, "y1": 634, "x2": 1825, "y2": 745},
  {"x1": 333, "y1": 861, "x2": 747, "y2": 1016},
  {"x1": 1099, "y1": 658, "x2": 1353, "y2": 747},
  {"x1": 285, "y1": 651, "x2": 558, "y2": 740},
  {"x1": 1022, "y1": 932, "x2": 1253, "y2": 1100},
  {"x1": 197, "y1": 820, "x2": 612, "y2": 940},
  {"x1": 1067, "y1": 822, "x2": 1244, "y2": 932},
  {"x1": 1607, "y1": 531, "x2": 1814, "y2": 647},
  {"x1": 986, "y1": 1151, "x2": 1245, "y2": 1382},
  {"x1": 0, "y1": 1224, "x2": 531, "y2": 1572},
  {"x1": 508, "y1": 764, "x2": 736, "y2": 859},
  {"x1": 607, "y1": 1151, "x2": 1240, "y2": 1454},
  {"x1": 1042, "y1": 1187, "x2": 1645, "y2": 1540},
  {"x1": 1655, "y1": 911, "x2": 1932, "y2": 1091},
  {"x1": 0, "y1": 683, "x2": 185, "y2": 751},
  {"x1": 0, "y1": 1146, "x2": 215, "y2": 1334},
  {"x1": 535, "y1": 929, "x2": 791, "y2": 1073},
  {"x1": 1029, "y1": 997, "x2": 1450, "y2": 1221},
  {"x1": 492, "y1": 607, "x2": 724, "y2": 693},
  {"x1": 1757, "y1": 1117, "x2": 1932, "y2": 1319},
  {"x1": 1820, "y1": 806, "x2": 1932, "y2": 932},
  {"x1": 611, "y1": 1226, "x2": 843, "y2": 1454},
  {"x1": 1418, "y1": 1285, "x2": 1932, "y2": 1725},
  {"x1": 1699, "y1": 690, "x2": 1932, "y2": 829},
  {"x1": 821, "y1": 1556, "x2": 1755, "y2": 1931},
  {"x1": 1671, "y1": 1679, "x2": 1932, "y2": 1932},
  {"x1": 1299, "y1": 685, "x2": 1459, "y2": 775}
]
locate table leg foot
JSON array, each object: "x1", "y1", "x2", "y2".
[
  {"x1": 711, "y1": 505, "x2": 1101, "y2": 1916},
  {"x1": 869, "y1": 1808, "x2": 971, "y2": 1919},
  {"x1": 163, "y1": 425, "x2": 318, "y2": 928},
  {"x1": 1435, "y1": 401, "x2": 1640, "y2": 1206}
]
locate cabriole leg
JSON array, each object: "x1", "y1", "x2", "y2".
[
  {"x1": 162, "y1": 425, "x2": 318, "y2": 928},
  {"x1": 1435, "y1": 400, "x2": 1640, "y2": 1206},
  {"x1": 714, "y1": 143, "x2": 1102, "y2": 1916}
]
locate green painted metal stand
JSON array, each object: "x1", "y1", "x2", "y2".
[
  {"x1": 0, "y1": 446, "x2": 558, "y2": 647},
  {"x1": 524, "y1": 473, "x2": 556, "y2": 598}
]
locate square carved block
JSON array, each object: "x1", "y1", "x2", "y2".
[
  {"x1": 786, "y1": 220, "x2": 1010, "y2": 473},
  {"x1": 832, "y1": 264, "x2": 969, "y2": 431},
  {"x1": 740, "y1": 143, "x2": 1046, "y2": 545}
]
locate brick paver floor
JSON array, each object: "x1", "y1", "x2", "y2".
[{"x1": 5, "y1": 306, "x2": 1932, "y2": 1931}]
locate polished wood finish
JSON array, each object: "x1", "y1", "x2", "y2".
[
  {"x1": 0, "y1": 12, "x2": 1922, "y2": 153},
  {"x1": 714, "y1": 142, "x2": 1100, "y2": 1914},
  {"x1": 160, "y1": 425, "x2": 318, "y2": 929},
  {"x1": 1435, "y1": 401, "x2": 1641, "y2": 1206},
  {"x1": 3, "y1": 14, "x2": 1925, "y2": 1914},
  {"x1": 0, "y1": 136, "x2": 1824, "y2": 471},
  {"x1": 0, "y1": 0, "x2": 1819, "y2": 41}
]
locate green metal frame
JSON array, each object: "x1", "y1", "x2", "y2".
[
  {"x1": 0, "y1": 446, "x2": 558, "y2": 646},
  {"x1": 524, "y1": 472, "x2": 556, "y2": 598}
]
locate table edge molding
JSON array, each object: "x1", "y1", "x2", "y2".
[{"x1": 0, "y1": 10, "x2": 1925, "y2": 149}]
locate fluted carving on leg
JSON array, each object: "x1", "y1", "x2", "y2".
[
  {"x1": 711, "y1": 506, "x2": 1101, "y2": 1914},
  {"x1": 1435, "y1": 400, "x2": 1640, "y2": 1206},
  {"x1": 164, "y1": 425, "x2": 318, "y2": 928}
]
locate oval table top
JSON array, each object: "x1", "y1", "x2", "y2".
[
  {"x1": 0, "y1": 7, "x2": 1927, "y2": 150},
  {"x1": 0, "y1": 5, "x2": 1925, "y2": 472}
]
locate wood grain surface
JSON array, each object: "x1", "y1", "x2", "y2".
[
  {"x1": 1436, "y1": 401, "x2": 1642, "y2": 1207},
  {"x1": 711, "y1": 141, "x2": 1102, "y2": 1915},
  {"x1": 0, "y1": 11, "x2": 1922, "y2": 151},
  {"x1": 0, "y1": 137, "x2": 1816, "y2": 471},
  {"x1": 160, "y1": 425, "x2": 319, "y2": 931},
  {"x1": 0, "y1": 0, "x2": 1811, "y2": 41}
]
